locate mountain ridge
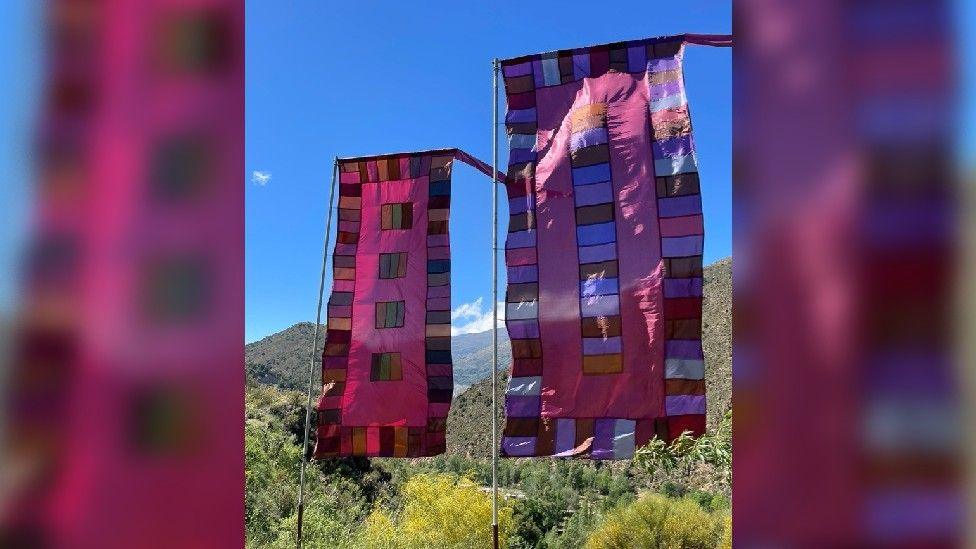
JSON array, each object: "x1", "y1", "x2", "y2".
[{"x1": 245, "y1": 321, "x2": 510, "y2": 394}]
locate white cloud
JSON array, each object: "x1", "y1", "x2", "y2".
[
  {"x1": 451, "y1": 297, "x2": 484, "y2": 321},
  {"x1": 451, "y1": 297, "x2": 505, "y2": 336},
  {"x1": 251, "y1": 170, "x2": 272, "y2": 186}
]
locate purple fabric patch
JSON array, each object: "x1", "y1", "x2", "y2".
[
  {"x1": 591, "y1": 419, "x2": 616, "y2": 459},
  {"x1": 506, "y1": 230, "x2": 537, "y2": 249},
  {"x1": 510, "y1": 196, "x2": 533, "y2": 214},
  {"x1": 507, "y1": 319, "x2": 541, "y2": 339},
  {"x1": 533, "y1": 59, "x2": 546, "y2": 88},
  {"x1": 580, "y1": 277, "x2": 619, "y2": 297},
  {"x1": 335, "y1": 243, "x2": 357, "y2": 255},
  {"x1": 577, "y1": 222, "x2": 616, "y2": 246},
  {"x1": 652, "y1": 135, "x2": 695, "y2": 159},
  {"x1": 573, "y1": 52, "x2": 590, "y2": 79},
  {"x1": 555, "y1": 418, "x2": 577, "y2": 455},
  {"x1": 506, "y1": 395, "x2": 541, "y2": 417},
  {"x1": 662, "y1": 235, "x2": 704, "y2": 257},
  {"x1": 427, "y1": 363, "x2": 452, "y2": 377},
  {"x1": 583, "y1": 336, "x2": 622, "y2": 355},
  {"x1": 666, "y1": 395, "x2": 706, "y2": 416},
  {"x1": 648, "y1": 56, "x2": 680, "y2": 73},
  {"x1": 657, "y1": 195, "x2": 702, "y2": 218},
  {"x1": 666, "y1": 339, "x2": 704, "y2": 360},
  {"x1": 580, "y1": 294, "x2": 620, "y2": 317},
  {"x1": 427, "y1": 234, "x2": 449, "y2": 247},
  {"x1": 572, "y1": 163, "x2": 612, "y2": 186},
  {"x1": 574, "y1": 181, "x2": 613, "y2": 206},
  {"x1": 627, "y1": 45, "x2": 647, "y2": 73},
  {"x1": 503, "y1": 61, "x2": 532, "y2": 77},
  {"x1": 337, "y1": 220, "x2": 359, "y2": 233},
  {"x1": 508, "y1": 265, "x2": 539, "y2": 283},
  {"x1": 428, "y1": 297, "x2": 450, "y2": 310},
  {"x1": 649, "y1": 79, "x2": 683, "y2": 101},
  {"x1": 507, "y1": 108, "x2": 537, "y2": 124},
  {"x1": 663, "y1": 277, "x2": 703, "y2": 298},
  {"x1": 570, "y1": 127, "x2": 609, "y2": 151},
  {"x1": 578, "y1": 243, "x2": 618, "y2": 263},
  {"x1": 428, "y1": 285, "x2": 450, "y2": 298},
  {"x1": 502, "y1": 436, "x2": 537, "y2": 456},
  {"x1": 510, "y1": 148, "x2": 537, "y2": 164},
  {"x1": 428, "y1": 246, "x2": 450, "y2": 260}
]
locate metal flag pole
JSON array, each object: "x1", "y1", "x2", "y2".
[
  {"x1": 296, "y1": 158, "x2": 339, "y2": 549},
  {"x1": 491, "y1": 57, "x2": 500, "y2": 549}
]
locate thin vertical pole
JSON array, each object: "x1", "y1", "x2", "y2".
[
  {"x1": 296, "y1": 158, "x2": 339, "y2": 549},
  {"x1": 491, "y1": 57, "x2": 500, "y2": 549}
]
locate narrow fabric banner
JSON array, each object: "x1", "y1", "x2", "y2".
[
  {"x1": 500, "y1": 35, "x2": 723, "y2": 459},
  {"x1": 314, "y1": 148, "x2": 499, "y2": 458}
]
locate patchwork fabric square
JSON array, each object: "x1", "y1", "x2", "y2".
[
  {"x1": 500, "y1": 35, "x2": 706, "y2": 459},
  {"x1": 378, "y1": 252, "x2": 408, "y2": 279},
  {"x1": 375, "y1": 301, "x2": 405, "y2": 329},
  {"x1": 370, "y1": 352, "x2": 403, "y2": 381},
  {"x1": 381, "y1": 203, "x2": 413, "y2": 230}
]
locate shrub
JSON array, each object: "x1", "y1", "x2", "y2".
[
  {"x1": 245, "y1": 422, "x2": 302, "y2": 545},
  {"x1": 358, "y1": 473, "x2": 514, "y2": 548},
  {"x1": 717, "y1": 513, "x2": 732, "y2": 549},
  {"x1": 268, "y1": 494, "x2": 360, "y2": 549},
  {"x1": 585, "y1": 493, "x2": 725, "y2": 549}
]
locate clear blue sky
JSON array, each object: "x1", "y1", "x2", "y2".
[
  {"x1": 5, "y1": 2, "x2": 976, "y2": 344},
  {"x1": 0, "y1": 1, "x2": 40, "y2": 316},
  {"x1": 245, "y1": 1, "x2": 732, "y2": 343}
]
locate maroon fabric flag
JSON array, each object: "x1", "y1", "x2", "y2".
[
  {"x1": 314, "y1": 148, "x2": 498, "y2": 458},
  {"x1": 499, "y1": 35, "x2": 728, "y2": 459}
]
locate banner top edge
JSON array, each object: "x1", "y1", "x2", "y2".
[
  {"x1": 336, "y1": 147, "x2": 459, "y2": 163},
  {"x1": 335, "y1": 148, "x2": 506, "y2": 183},
  {"x1": 498, "y1": 33, "x2": 732, "y2": 66}
]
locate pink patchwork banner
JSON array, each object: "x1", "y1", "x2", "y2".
[
  {"x1": 500, "y1": 35, "x2": 717, "y2": 459},
  {"x1": 314, "y1": 148, "x2": 497, "y2": 458}
]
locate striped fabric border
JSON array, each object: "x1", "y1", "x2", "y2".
[
  {"x1": 647, "y1": 44, "x2": 707, "y2": 439},
  {"x1": 502, "y1": 37, "x2": 684, "y2": 97},
  {"x1": 424, "y1": 153, "x2": 454, "y2": 456},
  {"x1": 504, "y1": 103, "x2": 543, "y2": 455},
  {"x1": 569, "y1": 103, "x2": 625, "y2": 376}
]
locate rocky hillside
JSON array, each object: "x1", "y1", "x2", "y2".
[
  {"x1": 700, "y1": 257, "x2": 732, "y2": 428},
  {"x1": 246, "y1": 322, "x2": 322, "y2": 390}
]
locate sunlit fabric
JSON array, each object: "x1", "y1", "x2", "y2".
[
  {"x1": 500, "y1": 35, "x2": 717, "y2": 459},
  {"x1": 314, "y1": 148, "x2": 497, "y2": 458}
]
